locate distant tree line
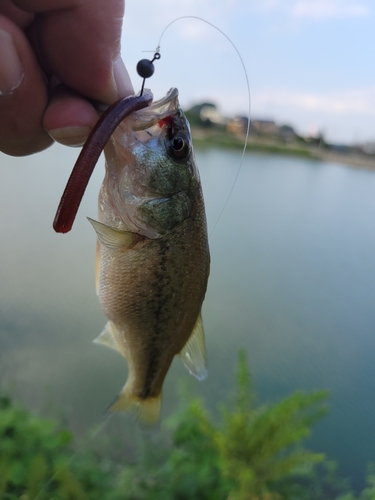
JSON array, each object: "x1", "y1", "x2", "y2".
[{"x1": 184, "y1": 103, "x2": 371, "y2": 155}]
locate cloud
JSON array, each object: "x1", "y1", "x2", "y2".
[
  {"x1": 125, "y1": 0, "x2": 237, "y2": 36},
  {"x1": 292, "y1": 0, "x2": 370, "y2": 19},
  {"x1": 247, "y1": 0, "x2": 370, "y2": 19},
  {"x1": 158, "y1": 17, "x2": 215, "y2": 42},
  {"x1": 250, "y1": 86, "x2": 375, "y2": 142},
  {"x1": 190, "y1": 86, "x2": 375, "y2": 142},
  {"x1": 120, "y1": 0, "x2": 374, "y2": 143},
  {"x1": 181, "y1": 86, "x2": 375, "y2": 124},
  {"x1": 255, "y1": 87, "x2": 375, "y2": 116}
]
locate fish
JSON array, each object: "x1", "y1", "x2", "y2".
[{"x1": 88, "y1": 88, "x2": 210, "y2": 424}]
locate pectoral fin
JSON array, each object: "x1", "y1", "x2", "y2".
[
  {"x1": 179, "y1": 313, "x2": 207, "y2": 380},
  {"x1": 93, "y1": 322, "x2": 121, "y2": 353},
  {"x1": 87, "y1": 218, "x2": 138, "y2": 249}
]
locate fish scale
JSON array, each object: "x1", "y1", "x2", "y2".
[{"x1": 89, "y1": 88, "x2": 210, "y2": 424}]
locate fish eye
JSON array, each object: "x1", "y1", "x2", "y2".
[
  {"x1": 167, "y1": 133, "x2": 191, "y2": 160},
  {"x1": 172, "y1": 137, "x2": 184, "y2": 150}
]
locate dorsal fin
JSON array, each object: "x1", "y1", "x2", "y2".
[{"x1": 179, "y1": 313, "x2": 207, "y2": 380}]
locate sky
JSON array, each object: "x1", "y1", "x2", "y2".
[{"x1": 120, "y1": 0, "x2": 375, "y2": 145}]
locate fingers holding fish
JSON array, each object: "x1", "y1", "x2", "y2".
[
  {"x1": 48, "y1": 52, "x2": 210, "y2": 424},
  {"x1": 53, "y1": 91, "x2": 153, "y2": 234},
  {"x1": 0, "y1": 0, "x2": 132, "y2": 155},
  {"x1": 0, "y1": 15, "x2": 51, "y2": 155},
  {"x1": 43, "y1": 84, "x2": 100, "y2": 147}
]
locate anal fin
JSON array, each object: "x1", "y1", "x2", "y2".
[
  {"x1": 179, "y1": 313, "x2": 207, "y2": 380},
  {"x1": 93, "y1": 322, "x2": 121, "y2": 354}
]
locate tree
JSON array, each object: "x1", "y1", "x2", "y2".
[{"x1": 214, "y1": 350, "x2": 328, "y2": 499}]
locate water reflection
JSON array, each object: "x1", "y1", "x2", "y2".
[{"x1": 1, "y1": 146, "x2": 375, "y2": 487}]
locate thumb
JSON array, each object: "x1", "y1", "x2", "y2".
[{"x1": 0, "y1": 16, "x2": 52, "y2": 156}]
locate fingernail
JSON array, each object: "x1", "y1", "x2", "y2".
[
  {"x1": 0, "y1": 29, "x2": 24, "y2": 95},
  {"x1": 48, "y1": 126, "x2": 91, "y2": 147},
  {"x1": 113, "y1": 57, "x2": 134, "y2": 99}
]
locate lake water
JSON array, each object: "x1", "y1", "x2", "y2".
[{"x1": 1, "y1": 145, "x2": 375, "y2": 489}]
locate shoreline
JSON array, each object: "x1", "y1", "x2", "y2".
[
  {"x1": 191, "y1": 128, "x2": 375, "y2": 171},
  {"x1": 313, "y1": 150, "x2": 375, "y2": 170}
]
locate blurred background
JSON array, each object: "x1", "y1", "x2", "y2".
[
  {"x1": 1, "y1": 0, "x2": 375, "y2": 496},
  {"x1": 123, "y1": 0, "x2": 375, "y2": 146}
]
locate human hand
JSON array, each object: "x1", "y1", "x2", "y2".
[{"x1": 0, "y1": 0, "x2": 133, "y2": 156}]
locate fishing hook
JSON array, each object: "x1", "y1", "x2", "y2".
[{"x1": 137, "y1": 51, "x2": 161, "y2": 95}]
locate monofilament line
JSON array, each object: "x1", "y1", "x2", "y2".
[
  {"x1": 157, "y1": 16, "x2": 251, "y2": 237},
  {"x1": 33, "y1": 415, "x2": 110, "y2": 500}
]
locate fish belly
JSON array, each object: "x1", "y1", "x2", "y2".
[{"x1": 97, "y1": 206, "x2": 209, "y2": 420}]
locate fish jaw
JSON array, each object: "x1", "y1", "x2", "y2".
[
  {"x1": 92, "y1": 88, "x2": 210, "y2": 423},
  {"x1": 98, "y1": 88, "x2": 200, "y2": 238}
]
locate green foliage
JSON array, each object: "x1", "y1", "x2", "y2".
[
  {"x1": 185, "y1": 103, "x2": 218, "y2": 128},
  {"x1": 0, "y1": 395, "x2": 113, "y2": 499},
  {"x1": 115, "y1": 350, "x2": 330, "y2": 500},
  {"x1": 1, "y1": 351, "x2": 374, "y2": 499},
  {"x1": 213, "y1": 350, "x2": 328, "y2": 499},
  {"x1": 115, "y1": 400, "x2": 229, "y2": 500},
  {"x1": 356, "y1": 463, "x2": 375, "y2": 500}
]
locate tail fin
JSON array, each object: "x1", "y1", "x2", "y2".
[{"x1": 109, "y1": 386, "x2": 162, "y2": 425}]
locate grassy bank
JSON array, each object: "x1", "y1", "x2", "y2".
[
  {"x1": 1, "y1": 351, "x2": 374, "y2": 499},
  {"x1": 191, "y1": 127, "x2": 375, "y2": 170},
  {"x1": 191, "y1": 127, "x2": 317, "y2": 158}
]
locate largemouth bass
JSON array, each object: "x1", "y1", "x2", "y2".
[{"x1": 88, "y1": 88, "x2": 210, "y2": 424}]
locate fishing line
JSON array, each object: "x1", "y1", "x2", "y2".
[
  {"x1": 151, "y1": 16, "x2": 251, "y2": 237},
  {"x1": 40, "y1": 16, "x2": 250, "y2": 498},
  {"x1": 33, "y1": 415, "x2": 111, "y2": 500}
]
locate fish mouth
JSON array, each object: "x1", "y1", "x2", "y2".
[
  {"x1": 131, "y1": 88, "x2": 179, "y2": 131},
  {"x1": 147, "y1": 87, "x2": 179, "y2": 111}
]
